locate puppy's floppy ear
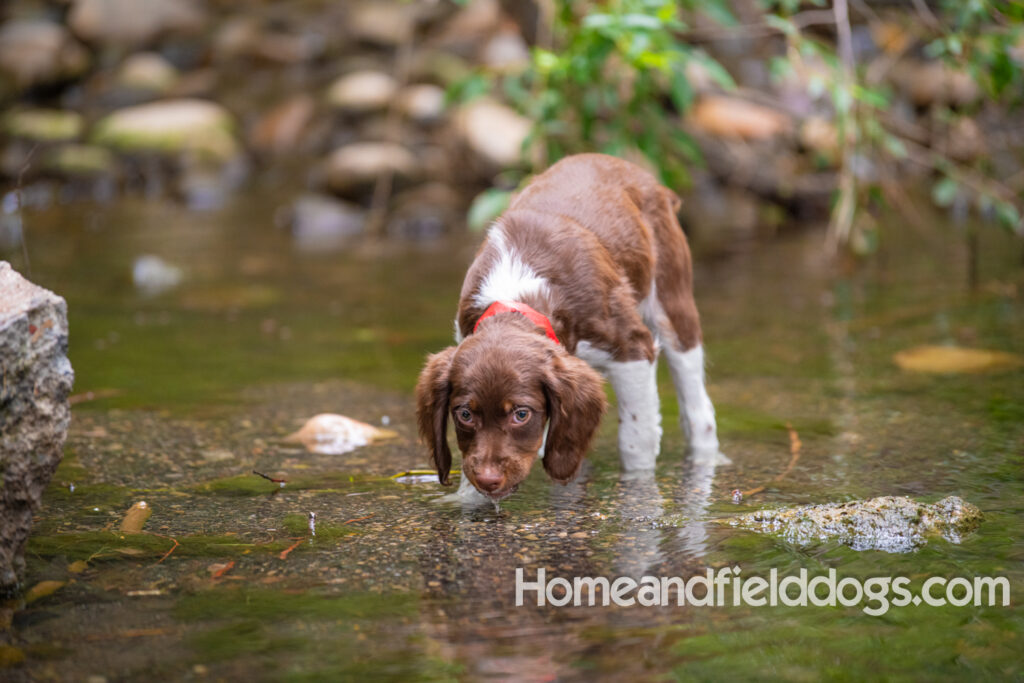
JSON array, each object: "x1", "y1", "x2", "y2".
[
  {"x1": 415, "y1": 347, "x2": 458, "y2": 486},
  {"x1": 542, "y1": 351, "x2": 607, "y2": 484}
]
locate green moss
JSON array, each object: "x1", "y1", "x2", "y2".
[
  {"x1": 193, "y1": 472, "x2": 386, "y2": 497},
  {"x1": 43, "y1": 482, "x2": 132, "y2": 509},
  {"x1": 281, "y1": 513, "x2": 357, "y2": 541},
  {"x1": 715, "y1": 406, "x2": 835, "y2": 439},
  {"x1": 175, "y1": 587, "x2": 418, "y2": 622},
  {"x1": 193, "y1": 474, "x2": 283, "y2": 497},
  {"x1": 179, "y1": 596, "x2": 461, "y2": 681},
  {"x1": 27, "y1": 531, "x2": 289, "y2": 561},
  {"x1": 4, "y1": 109, "x2": 83, "y2": 142},
  {"x1": 188, "y1": 620, "x2": 304, "y2": 662}
]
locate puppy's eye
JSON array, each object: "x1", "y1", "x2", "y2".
[
  {"x1": 455, "y1": 408, "x2": 473, "y2": 426},
  {"x1": 511, "y1": 407, "x2": 531, "y2": 424}
]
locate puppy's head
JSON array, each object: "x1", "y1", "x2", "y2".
[{"x1": 415, "y1": 325, "x2": 606, "y2": 499}]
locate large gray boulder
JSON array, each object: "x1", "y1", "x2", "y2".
[{"x1": 0, "y1": 263, "x2": 73, "y2": 594}]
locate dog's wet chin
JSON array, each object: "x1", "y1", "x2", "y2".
[{"x1": 477, "y1": 483, "x2": 520, "y2": 501}]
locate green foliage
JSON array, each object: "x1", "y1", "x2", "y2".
[
  {"x1": 466, "y1": 187, "x2": 513, "y2": 231},
  {"x1": 452, "y1": 0, "x2": 1023, "y2": 248},
  {"x1": 504, "y1": 0, "x2": 730, "y2": 187}
]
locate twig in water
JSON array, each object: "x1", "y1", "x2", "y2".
[
  {"x1": 153, "y1": 534, "x2": 180, "y2": 564},
  {"x1": 212, "y1": 560, "x2": 235, "y2": 579},
  {"x1": 278, "y1": 538, "x2": 305, "y2": 560},
  {"x1": 253, "y1": 470, "x2": 288, "y2": 484},
  {"x1": 343, "y1": 514, "x2": 373, "y2": 525},
  {"x1": 741, "y1": 422, "x2": 803, "y2": 498}
]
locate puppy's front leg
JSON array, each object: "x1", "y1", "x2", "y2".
[{"x1": 606, "y1": 360, "x2": 662, "y2": 470}]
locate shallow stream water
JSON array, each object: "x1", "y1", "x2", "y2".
[{"x1": 3, "y1": 183, "x2": 1023, "y2": 681}]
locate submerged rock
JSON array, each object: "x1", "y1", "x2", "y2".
[
  {"x1": 132, "y1": 255, "x2": 183, "y2": 295},
  {"x1": 0, "y1": 263, "x2": 74, "y2": 594},
  {"x1": 729, "y1": 495, "x2": 982, "y2": 553},
  {"x1": 286, "y1": 193, "x2": 367, "y2": 251}
]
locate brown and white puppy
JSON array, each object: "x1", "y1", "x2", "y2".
[{"x1": 416, "y1": 154, "x2": 718, "y2": 501}]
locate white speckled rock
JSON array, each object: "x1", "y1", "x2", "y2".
[
  {"x1": 0, "y1": 263, "x2": 74, "y2": 594},
  {"x1": 729, "y1": 495, "x2": 983, "y2": 553}
]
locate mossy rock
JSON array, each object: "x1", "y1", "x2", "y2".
[
  {"x1": 4, "y1": 109, "x2": 84, "y2": 142},
  {"x1": 727, "y1": 495, "x2": 983, "y2": 553},
  {"x1": 92, "y1": 98, "x2": 239, "y2": 163}
]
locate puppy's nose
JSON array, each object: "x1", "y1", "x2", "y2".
[{"x1": 474, "y1": 468, "x2": 504, "y2": 493}]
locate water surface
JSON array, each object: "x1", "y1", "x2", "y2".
[{"x1": 4, "y1": 186, "x2": 1023, "y2": 681}]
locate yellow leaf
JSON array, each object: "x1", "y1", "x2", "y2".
[
  {"x1": 25, "y1": 580, "x2": 66, "y2": 604},
  {"x1": 0, "y1": 644, "x2": 26, "y2": 667},
  {"x1": 120, "y1": 501, "x2": 152, "y2": 533},
  {"x1": 893, "y1": 345, "x2": 1024, "y2": 374}
]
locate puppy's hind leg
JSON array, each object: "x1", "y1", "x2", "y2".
[
  {"x1": 646, "y1": 187, "x2": 720, "y2": 457},
  {"x1": 664, "y1": 341, "x2": 720, "y2": 456}
]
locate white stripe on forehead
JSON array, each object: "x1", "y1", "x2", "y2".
[{"x1": 472, "y1": 223, "x2": 550, "y2": 309}]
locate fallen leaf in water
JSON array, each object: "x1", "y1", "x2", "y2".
[
  {"x1": 120, "y1": 501, "x2": 152, "y2": 533},
  {"x1": 208, "y1": 561, "x2": 235, "y2": 578},
  {"x1": 25, "y1": 580, "x2": 67, "y2": 604},
  {"x1": 284, "y1": 413, "x2": 398, "y2": 455},
  {"x1": 115, "y1": 548, "x2": 148, "y2": 557},
  {"x1": 893, "y1": 345, "x2": 1024, "y2": 374},
  {"x1": 0, "y1": 644, "x2": 26, "y2": 666},
  {"x1": 67, "y1": 560, "x2": 89, "y2": 574}
]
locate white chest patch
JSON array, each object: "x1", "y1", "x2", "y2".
[{"x1": 472, "y1": 225, "x2": 550, "y2": 309}]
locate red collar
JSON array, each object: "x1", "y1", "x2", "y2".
[{"x1": 473, "y1": 300, "x2": 560, "y2": 345}]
